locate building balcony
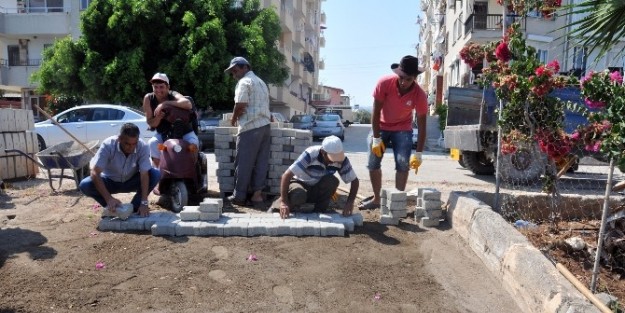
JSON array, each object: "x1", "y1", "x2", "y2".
[
  {"x1": 318, "y1": 59, "x2": 324, "y2": 70},
  {"x1": 319, "y1": 35, "x2": 325, "y2": 47},
  {"x1": 294, "y1": 0, "x2": 304, "y2": 18},
  {"x1": 464, "y1": 14, "x2": 525, "y2": 38},
  {"x1": 0, "y1": 11, "x2": 71, "y2": 36},
  {"x1": 280, "y1": 6, "x2": 294, "y2": 33},
  {"x1": 320, "y1": 11, "x2": 326, "y2": 24},
  {"x1": 0, "y1": 61, "x2": 40, "y2": 87}
]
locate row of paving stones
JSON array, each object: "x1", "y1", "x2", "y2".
[{"x1": 98, "y1": 210, "x2": 364, "y2": 237}]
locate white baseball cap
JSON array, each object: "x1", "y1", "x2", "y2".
[
  {"x1": 321, "y1": 136, "x2": 345, "y2": 162},
  {"x1": 150, "y1": 72, "x2": 169, "y2": 84}
]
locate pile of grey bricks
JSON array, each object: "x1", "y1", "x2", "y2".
[
  {"x1": 379, "y1": 187, "x2": 408, "y2": 225},
  {"x1": 97, "y1": 197, "x2": 364, "y2": 237},
  {"x1": 414, "y1": 188, "x2": 443, "y2": 227},
  {"x1": 378, "y1": 187, "x2": 443, "y2": 227},
  {"x1": 214, "y1": 114, "x2": 311, "y2": 196}
]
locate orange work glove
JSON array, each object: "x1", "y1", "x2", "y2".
[
  {"x1": 371, "y1": 137, "x2": 385, "y2": 157},
  {"x1": 409, "y1": 152, "x2": 422, "y2": 174}
]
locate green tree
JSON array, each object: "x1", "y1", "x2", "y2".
[
  {"x1": 354, "y1": 109, "x2": 371, "y2": 124},
  {"x1": 32, "y1": 0, "x2": 288, "y2": 110}
]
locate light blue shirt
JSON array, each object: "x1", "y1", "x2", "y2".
[{"x1": 91, "y1": 136, "x2": 152, "y2": 183}]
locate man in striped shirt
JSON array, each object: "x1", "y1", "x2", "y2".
[{"x1": 274, "y1": 136, "x2": 359, "y2": 219}]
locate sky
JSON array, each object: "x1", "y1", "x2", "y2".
[{"x1": 318, "y1": 0, "x2": 421, "y2": 111}]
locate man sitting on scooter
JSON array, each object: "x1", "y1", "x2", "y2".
[
  {"x1": 79, "y1": 123, "x2": 161, "y2": 217},
  {"x1": 143, "y1": 72, "x2": 199, "y2": 168}
]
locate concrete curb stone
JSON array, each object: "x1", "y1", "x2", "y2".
[{"x1": 446, "y1": 191, "x2": 600, "y2": 313}]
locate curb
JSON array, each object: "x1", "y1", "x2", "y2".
[{"x1": 446, "y1": 191, "x2": 600, "y2": 313}]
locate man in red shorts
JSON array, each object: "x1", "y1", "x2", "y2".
[{"x1": 359, "y1": 55, "x2": 428, "y2": 210}]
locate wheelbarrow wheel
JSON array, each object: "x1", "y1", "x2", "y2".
[{"x1": 169, "y1": 181, "x2": 188, "y2": 213}]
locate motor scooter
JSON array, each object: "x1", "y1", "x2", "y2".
[{"x1": 156, "y1": 100, "x2": 207, "y2": 212}]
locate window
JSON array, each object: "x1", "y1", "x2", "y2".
[
  {"x1": 91, "y1": 108, "x2": 124, "y2": 121},
  {"x1": 537, "y1": 49, "x2": 548, "y2": 64},
  {"x1": 80, "y1": 0, "x2": 92, "y2": 10},
  {"x1": 8, "y1": 46, "x2": 20, "y2": 66},
  {"x1": 57, "y1": 108, "x2": 91, "y2": 123}
]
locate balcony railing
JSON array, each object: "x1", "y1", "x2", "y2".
[
  {"x1": 0, "y1": 5, "x2": 67, "y2": 13},
  {"x1": 464, "y1": 14, "x2": 524, "y2": 36},
  {"x1": 0, "y1": 59, "x2": 41, "y2": 66}
]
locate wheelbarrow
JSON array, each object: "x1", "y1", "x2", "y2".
[{"x1": 5, "y1": 140, "x2": 99, "y2": 192}]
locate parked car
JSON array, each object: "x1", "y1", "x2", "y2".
[
  {"x1": 198, "y1": 113, "x2": 223, "y2": 150},
  {"x1": 271, "y1": 112, "x2": 287, "y2": 123},
  {"x1": 312, "y1": 114, "x2": 344, "y2": 141},
  {"x1": 289, "y1": 114, "x2": 315, "y2": 130},
  {"x1": 35, "y1": 104, "x2": 155, "y2": 151}
]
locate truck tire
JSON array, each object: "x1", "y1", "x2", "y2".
[
  {"x1": 462, "y1": 151, "x2": 495, "y2": 175},
  {"x1": 499, "y1": 142, "x2": 547, "y2": 183}
]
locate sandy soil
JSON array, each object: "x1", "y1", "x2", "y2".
[{"x1": 0, "y1": 173, "x2": 522, "y2": 313}]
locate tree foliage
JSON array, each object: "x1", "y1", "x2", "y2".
[
  {"x1": 32, "y1": 0, "x2": 288, "y2": 110},
  {"x1": 354, "y1": 109, "x2": 371, "y2": 124}
]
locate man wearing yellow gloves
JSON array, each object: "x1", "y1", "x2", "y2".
[{"x1": 359, "y1": 55, "x2": 427, "y2": 210}]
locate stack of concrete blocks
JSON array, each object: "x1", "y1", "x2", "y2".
[
  {"x1": 267, "y1": 128, "x2": 311, "y2": 195},
  {"x1": 379, "y1": 188, "x2": 408, "y2": 225},
  {"x1": 414, "y1": 188, "x2": 443, "y2": 227},
  {"x1": 0, "y1": 108, "x2": 38, "y2": 180},
  {"x1": 214, "y1": 113, "x2": 311, "y2": 196},
  {"x1": 98, "y1": 197, "x2": 364, "y2": 237}
]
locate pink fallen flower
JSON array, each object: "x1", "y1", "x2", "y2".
[
  {"x1": 247, "y1": 254, "x2": 258, "y2": 262},
  {"x1": 95, "y1": 261, "x2": 105, "y2": 270},
  {"x1": 374, "y1": 292, "x2": 382, "y2": 301},
  {"x1": 92, "y1": 204, "x2": 101, "y2": 212}
]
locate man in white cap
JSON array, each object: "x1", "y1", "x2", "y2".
[
  {"x1": 142, "y1": 72, "x2": 199, "y2": 169},
  {"x1": 224, "y1": 56, "x2": 272, "y2": 208},
  {"x1": 359, "y1": 55, "x2": 427, "y2": 210},
  {"x1": 273, "y1": 135, "x2": 359, "y2": 219}
]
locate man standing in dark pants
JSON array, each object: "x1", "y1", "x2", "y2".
[
  {"x1": 79, "y1": 123, "x2": 160, "y2": 217},
  {"x1": 273, "y1": 136, "x2": 359, "y2": 219},
  {"x1": 224, "y1": 56, "x2": 271, "y2": 208}
]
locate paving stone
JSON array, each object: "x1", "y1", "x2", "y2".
[
  {"x1": 419, "y1": 216, "x2": 440, "y2": 228},
  {"x1": 247, "y1": 222, "x2": 268, "y2": 236},
  {"x1": 175, "y1": 221, "x2": 198, "y2": 236},
  {"x1": 151, "y1": 219, "x2": 180, "y2": 236},
  {"x1": 222, "y1": 223, "x2": 249, "y2": 236},
  {"x1": 389, "y1": 200, "x2": 407, "y2": 211},
  {"x1": 350, "y1": 213, "x2": 364, "y2": 226},
  {"x1": 200, "y1": 212, "x2": 221, "y2": 221},
  {"x1": 379, "y1": 214, "x2": 399, "y2": 225},
  {"x1": 196, "y1": 221, "x2": 225, "y2": 236},
  {"x1": 390, "y1": 209, "x2": 408, "y2": 218},
  {"x1": 419, "y1": 188, "x2": 441, "y2": 200},
  {"x1": 180, "y1": 206, "x2": 200, "y2": 221},
  {"x1": 119, "y1": 216, "x2": 147, "y2": 231},
  {"x1": 98, "y1": 217, "x2": 122, "y2": 231},
  {"x1": 319, "y1": 221, "x2": 345, "y2": 236}
]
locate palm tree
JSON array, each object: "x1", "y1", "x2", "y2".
[{"x1": 563, "y1": 0, "x2": 625, "y2": 60}]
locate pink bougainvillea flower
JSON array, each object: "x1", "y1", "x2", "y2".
[
  {"x1": 374, "y1": 292, "x2": 382, "y2": 301},
  {"x1": 95, "y1": 261, "x2": 105, "y2": 270},
  {"x1": 247, "y1": 254, "x2": 258, "y2": 262},
  {"x1": 547, "y1": 60, "x2": 560, "y2": 73},
  {"x1": 609, "y1": 71, "x2": 623, "y2": 84},
  {"x1": 495, "y1": 41, "x2": 511, "y2": 62},
  {"x1": 570, "y1": 131, "x2": 581, "y2": 141},
  {"x1": 584, "y1": 98, "x2": 606, "y2": 109}
]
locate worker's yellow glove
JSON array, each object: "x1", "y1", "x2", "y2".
[
  {"x1": 409, "y1": 152, "x2": 422, "y2": 174},
  {"x1": 371, "y1": 137, "x2": 385, "y2": 158},
  {"x1": 331, "y1": 192, "x2": 339, "y2": 202}
]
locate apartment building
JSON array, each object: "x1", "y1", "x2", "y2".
[
  {"x1": 0, "y1": 0, "x2": 325, "y2": 120},
  {"x1": 0, "y1": 0, "x2": 84, "y2": 113},
  {"x1": 418, "y1": 0, "x2": 625, "y2": 104},
  {"x1": 261, "y1": 0, "x2": 325, "y2": 120}
]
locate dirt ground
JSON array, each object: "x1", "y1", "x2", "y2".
[
  {"x1": 0, "y1": 173, "x2": 526, "y2": 313},
  {"x1": 523, "y1": 220, "x2": 625, "y2": 310}
]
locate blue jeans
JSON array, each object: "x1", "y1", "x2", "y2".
[
  {"x1": 79, "y1": 168, "x2": 161, "y2": 210},
  {"x1": 367, "y1": 130, "x2": 413, "y2": 172}
]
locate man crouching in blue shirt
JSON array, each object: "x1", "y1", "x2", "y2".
[
  {"x1": 273, "y1": 135, "x2": 359, "y2": 219},
  {"x1": 79, "y1": 123, "x2": 160, "y2": 217}
]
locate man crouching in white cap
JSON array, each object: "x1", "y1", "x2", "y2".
[{"x1": 272, "y1": 135, "x2": 359, "y2": 219}]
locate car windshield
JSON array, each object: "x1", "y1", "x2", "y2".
[
  {"x1": 291, "y1": 115, "x2": 313, "y2": 123},
  {"x1": 316, "y1": 115, "x2": 339, "y2": 122}
]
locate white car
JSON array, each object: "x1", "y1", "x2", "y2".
[{"x1": 35, "y1": 104, "x2": 155, "y2": 151}]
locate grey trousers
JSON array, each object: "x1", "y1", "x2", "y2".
[
  {"x1": 233, "y1": 124, "x2": 271, "y2": 201},
  {"x1": 283, "y1": 175, "x2": 340, "y2": 212}
]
